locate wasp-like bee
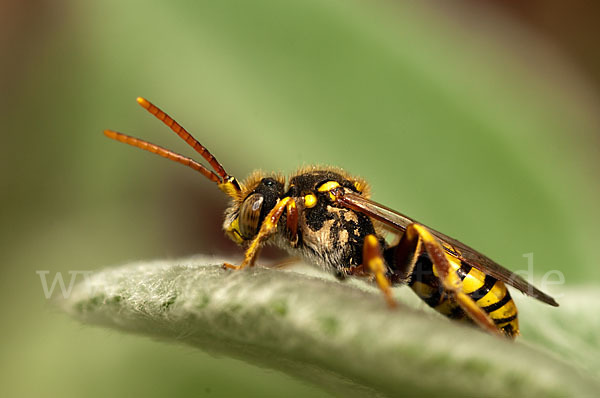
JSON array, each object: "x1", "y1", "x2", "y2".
[{"x1": 105, "y1": 97, "x2": 559, "y2": 339}]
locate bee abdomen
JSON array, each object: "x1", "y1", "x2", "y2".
[{"x1": 408, "y1": 255, "x2": 519, "y2": 337}]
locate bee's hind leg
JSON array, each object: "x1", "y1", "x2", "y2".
[
  {"x1": 389, "y1": 223, "x2": 503, "y2": 337},
  {"x1": 223, "y1": 197, "x2": 294, "y2": 271}
]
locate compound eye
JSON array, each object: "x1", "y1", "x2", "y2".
[{"x1": 239, "y1": 193, "x2": 264, "y2": 239}]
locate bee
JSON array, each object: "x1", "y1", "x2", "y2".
[{"x1": 104, "y1": 97, "x2": 559, "y2": 339}]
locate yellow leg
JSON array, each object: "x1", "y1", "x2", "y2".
[
  {"x1": 361, "y1": 235, "x2": 397, "y2": 308},
  {"x1": 401, "y1": 223, "x2": 502, "y2": 337},
  {"x1": 223, "y1": 197, "x2": 292, "y2": 271}
]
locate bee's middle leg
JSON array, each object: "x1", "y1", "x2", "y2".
[{"x1": 351, "y1": 234, "x2": 397, "y2": 308}]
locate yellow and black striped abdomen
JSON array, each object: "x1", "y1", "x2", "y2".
[{"x1": 408, "y1": 254, "x2": 519, "y2": 338}]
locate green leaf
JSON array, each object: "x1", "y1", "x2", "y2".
[{"x1": 62, "y1": 258, "x2": 600, "y2": 397}]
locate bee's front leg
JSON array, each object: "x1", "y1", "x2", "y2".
[
  {"x1": 285, "y1": 197, "x2": 299, "y2": 247},
  {"x1": 223, "y1": 197, "x2": 295, "y2": 271}
]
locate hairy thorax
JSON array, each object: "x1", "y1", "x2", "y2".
[{"x1": 267, "y1": 169, "x2": 379, "y2": 275}]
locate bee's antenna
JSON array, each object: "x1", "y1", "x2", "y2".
[
  {"x1": 103, "y1": 130, "x2": 222, "y2": 184},
  {"x1": 135, "y1": 97, "x2": 230, "y2": 181},
  {"x1": 104, "y1": 98, "x2": 242, "y2": 199}
]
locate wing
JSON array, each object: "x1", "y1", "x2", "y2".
[{"x1": 337, "y1": 191, "x2": 559, "y2": 307}]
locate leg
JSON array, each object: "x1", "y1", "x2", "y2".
[
  {"x1": 356, "y1": 235, "x2": 397, "y2": 308},
  {"x1": 285, "y1": 198, "x2": 299, "y2": 246},
  {"x1": 391, "y1": 223, "x2": 502, "y2": 337},
  {"x1": 223, "y1": 197, "x2": 292, "y2": 270},
  {"x1": 387, "y1": 226, "x2": 421, "y2": 283}
]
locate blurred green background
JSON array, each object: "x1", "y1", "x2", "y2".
[{"x1": 1, "y1": 0, "x2": 599, "y2": 397}]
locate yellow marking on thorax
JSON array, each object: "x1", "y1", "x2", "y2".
[
  {"x1": 353, "y1": 181, "x2": 364, "y2": 193},
  {"x1": 304, "y1": 194, "x2": 317, "y2": 208},
  {"x1": 318, "y1": 181, "x2": 340, "y2": 201},
  {"x1": 318, "y1": 181, "x2": 340, "y2": 192}
]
